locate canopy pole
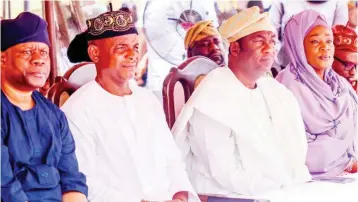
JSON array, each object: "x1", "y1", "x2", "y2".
[
  {"x1": 7, "y1": 0, "x2": 11, "y2": 18},
  {"x1": 24, "y1": 0, "x2": 29, "y2": 11},
  {"x1": 2, "y1": 1, "x2": 6, "y2": 18},
  {"x1": 44, "y1": 0, "x2": 57, "y2": 86}
]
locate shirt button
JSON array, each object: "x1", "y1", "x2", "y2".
[{"x1": 41, "y1": 172, "x2": 48, "y2": 178}]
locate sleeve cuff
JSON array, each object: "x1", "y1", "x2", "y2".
[
  {"x1": 62, "y1": 184, "x2": 88, "y2": 197},
  {"x1": 1, "y1": 180, "x2": 28, "y2": 202}
]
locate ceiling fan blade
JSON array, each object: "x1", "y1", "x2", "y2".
[{"x1": 143, "y1": 0, "x2": 218, "y2": 66}]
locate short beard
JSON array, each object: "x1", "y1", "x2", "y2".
[{"x1": 208, "y1": 54, "x2": 225, "y2": 66}]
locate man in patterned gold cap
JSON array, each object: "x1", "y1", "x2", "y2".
[
  {"x1": 62, "y1": 9, "x2": 198, "y2": 202},
  {"x1": 184, "y1": 20, "x2": 225, "y2": 66},
  {"x1": 173, "y1": 6, "x2": 311, "y2": 197}
]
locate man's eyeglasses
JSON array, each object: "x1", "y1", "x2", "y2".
[{"x1": 334, "y1": 57, "x2": 357, "y2": 71}]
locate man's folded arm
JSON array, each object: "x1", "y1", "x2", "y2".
[{"x1": 57, "y1": 112, "x2": 88, "y2": 199}]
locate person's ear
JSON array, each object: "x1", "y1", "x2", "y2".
[
  {"x1": 1, "y1": 51, "x2": 8, "y2": 69},
  {"x1": 88, "y1": 44, "x2": 100, "y2": 63},
  {"x1": 229, "y1": 41, "x2": 240, "y2": 57}
]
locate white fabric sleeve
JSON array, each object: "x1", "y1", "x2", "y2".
[
  {"x1": 333, "y1": 0, "x2": 349, "y2": 26},
  {"x1": 152, "y1": 96, "x2": 199, "y2": 202},
  {"x1": 189, "y1": 110, "x2": 281, "y2": 195},
  {"x1": 354, "y1": 107, "x2": 358, "y2": 158},
  {"x1": 63, "y1": 110, "x2": 139, "y2": 202},
  {"x1": 286, "y1": 93, "x2": 311, "y2": 183}
]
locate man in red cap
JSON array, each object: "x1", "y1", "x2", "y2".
[{"x1": 332, "y1": 25, "x2": 358, "y2": 93}]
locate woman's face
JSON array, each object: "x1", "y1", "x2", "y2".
[{"x1": 304, "y1": 25, "x2": 335, "y2": 73}]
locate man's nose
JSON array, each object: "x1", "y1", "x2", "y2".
[
  {"x1": 126, "y1": 49, "x2": 138, "y2": 62},
  {"x1": 209, "y1": 42, "x2": 220, "y2": 51},
  {"x1": 30, "y1": 52, "x2": 45, "y2": 66},
  {"x1": 349, "y1": 66, "x2": 357, "y2": 76},
  {"x1": 262, "y1": 41, "x2": 275, "y2": 53}
]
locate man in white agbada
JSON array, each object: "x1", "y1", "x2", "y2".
[
  {"x1": 61, "y1": 10, "x2": 198, "y2": 202},
  {"x1": 172, "y1": 6, "x2": 311, "y2": 197}
]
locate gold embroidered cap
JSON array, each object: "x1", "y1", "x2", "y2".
[{"x1": 86, "y1": 10, "x2": 138, "y2": 41}]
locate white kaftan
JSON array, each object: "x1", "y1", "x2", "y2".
[
  {"x1": 172, "y1": 68, "x2": 311, "y2": 197},
  {"x1": 61, "y1": 80, "x2": 198, "y2": 202}
]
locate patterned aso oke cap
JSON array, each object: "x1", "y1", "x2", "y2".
[{"x1": 86, "y1": 10, "x2": 138, "y2": 41}]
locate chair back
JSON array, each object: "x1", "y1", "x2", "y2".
[
  {"x1": 63, "y1": 62, "x2": 96, "y2": 88},
  {"x1": 47, "y1": 80, "x2": 78, "y2": 107},
  {"x1": 162, "y1": 56, "x2": 220, "y2": 129}
]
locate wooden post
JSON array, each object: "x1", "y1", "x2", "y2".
[
  {"x1": 7, "y1": 0, "x2": 10, "y2": 18},
  {"x1": 44, "y1": 0, "x2": 57, "y2": 86},
  {"x1": 24, "y1": 0, "x2": 30, "y2": 12},
  {"x1": 71, "y1": 0, "x2": 86, "y2": 32},
  {"x1": 2, "y1": 0, "x2": 6, "y2": 18},
  {"x1": 55, "y1": 1, "x2": 70, "y2": 47}
]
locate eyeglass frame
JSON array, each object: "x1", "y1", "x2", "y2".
[{"x1": 334, "y1": 56, "x2": 357, "y2": 71}]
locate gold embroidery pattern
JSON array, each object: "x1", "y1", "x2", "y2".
[
  {"x1": 86, "y1": 11, "x2": 135, "y2": 36},
  {"x1": 334, "y1": 36, "x2": 357, "y2": 47},
  {"x1": 333, "y1": 25, "x2": 358, "y2": 52}
]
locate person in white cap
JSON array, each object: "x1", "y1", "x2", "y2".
[{"x1": 172, "y1": 6, "x2": 311, "y2": 197}]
